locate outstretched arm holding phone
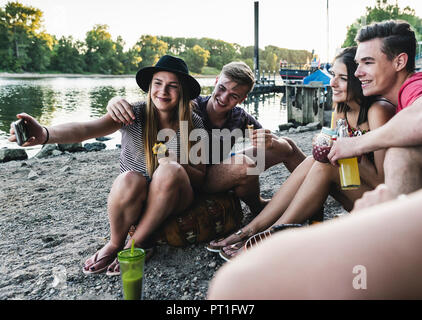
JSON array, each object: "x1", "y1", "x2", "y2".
[{"x1": 9, "y1": 112, "x2": 121, "y2": 147}]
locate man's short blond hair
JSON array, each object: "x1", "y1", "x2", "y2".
[{"x1": 221, "y1": 61, "x2": 255, "y2": 94}]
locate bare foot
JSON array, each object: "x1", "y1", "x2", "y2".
[
  {"x1": 219, "y1": 241, "x2": 245, "y2": 261},
  {"x1": 207, "y1": 228, "x2": 254, "y2": 252}
]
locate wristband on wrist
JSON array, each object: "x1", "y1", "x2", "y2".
[{"x1": 42, "y1": 126, "x2": 49, "y2": 144}]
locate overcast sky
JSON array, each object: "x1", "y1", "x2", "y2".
[{"x1": 1, "y1": 0, "x2": 421, "y2": 61}]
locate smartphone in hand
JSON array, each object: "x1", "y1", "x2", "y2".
[{"x1": 12, "y1": 119, "x2": 29, "y2": 146}]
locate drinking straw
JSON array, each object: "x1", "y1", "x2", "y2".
[{"x1": 131, "y1": 239, "x2": 135, "y2": 256}]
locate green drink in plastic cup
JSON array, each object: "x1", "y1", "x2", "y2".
[{"x1": 118, "y1": 247, "x2": 145, "y2": 300}]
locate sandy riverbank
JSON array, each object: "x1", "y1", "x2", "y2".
[{"x1": 0, "y1": 130, "x2": 346, "y2": 300}]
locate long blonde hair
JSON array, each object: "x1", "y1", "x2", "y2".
[{"x1": 144, "y1": 74, "x2": 194, "y2": 177}]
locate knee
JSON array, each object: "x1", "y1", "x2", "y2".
[
  {"x1": 152, "y1": 162, "x2": 187, "y2": 192},
  {"x1": 385, "y1": 147, "x2": 411, "y2": 162},
  {"x1": 277, "y1": 136, "x2": 295, "y2": 155},
  {"x1": 262, "y1": 137, "x2": 295, "y2": 163},
  {"x1": 304, "y1": 155, "x2": 315, "y2": 165},
  {"x1": 230, "y1": 154, "x2": 257, "y2": 179},
  {"x1": 311, "y1": 159, "x2": 337, "y2": 180},
  {"x1": 384, "y1": 146, "x2": 422, "y2": 173},
  {"x1": 276, "y1": 136, "x2": 306, "y2": 167},
  {"x1": 111, "y1": 171, "x2": 148, "y2": 204},
  {"x1": 300, "y1": 155, "x2": 318, "y2": 172}
]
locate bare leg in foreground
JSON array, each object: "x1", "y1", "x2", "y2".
[{"x1": 208, "y1": 189, "x2": 422, "y2": 299}]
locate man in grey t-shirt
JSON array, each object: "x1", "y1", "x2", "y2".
[{"x1": 107, "y1": 61, "x2": 306, "y2": 249}]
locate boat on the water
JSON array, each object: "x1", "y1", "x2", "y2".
[
  {"x1": 279, "y1": 61, "x2": 316, "y2": 83},
  {"x1": 279, "y1": 68, "x2": 312, "y2": 82}
]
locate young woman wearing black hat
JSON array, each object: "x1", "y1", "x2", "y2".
[{"x1": 9, "y1": 55, "x2": 207, "y2": 275}]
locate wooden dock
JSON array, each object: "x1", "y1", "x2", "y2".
[
  {"x1": 249, "y1": 82, "x2": 333, "y2": 126},
  {"x1": 251, "y1": 78, "x2": 285, "y2": 94},
  {"x1": 285, "y1": 83, "x2": 332, "y2": 125}
]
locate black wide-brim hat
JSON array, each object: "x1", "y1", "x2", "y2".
[{"x1": 136, "y1": 55, "x2": 201, "y2": 100}]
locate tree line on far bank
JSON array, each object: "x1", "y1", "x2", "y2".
[
  {"x1": 1, "y1": 1, "x2": 420, "y2": 76},
  {"x1": 0, "y1": 1, "x2": 313, "y2": 75}
]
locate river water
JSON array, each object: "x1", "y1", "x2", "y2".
[{"x1": 0, "y1": 76, "x2": 287, "y2": 157}]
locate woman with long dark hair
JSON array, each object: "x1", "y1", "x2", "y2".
[{"x1": 215, "y1": 47, "x2": 396, "y2": 261}]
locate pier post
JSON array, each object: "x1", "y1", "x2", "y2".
[
  {"x1": 303, "y1": 87, "x2": 313, "y2": 123},
  {"x1": 284, "y1": 84, "x2": 331, "y2": 126},
  {"x1": 254, "y1": 1, "x2": 260, "y2": 81},
  {"x1": 286, "y1": 85, "x2": 293, "y2": 123}
]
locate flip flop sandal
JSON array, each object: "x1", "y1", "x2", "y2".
[
  {"x1": 106, "y1": 247, "x2": 155, "y2": 277},
  {"x1": 218, "y1": 241, "x2": 246, "y2": 262},
  {"x1": 219, "y1": 249, "x2": 234, "y2": 262},
  {"x1": 106, "y1": 258, "x2": 120, "y2": 277},
  {"x1": 206, "y1": 237, "x2": 227, "y2": 253},
  {"x1": 206, "y1": 229, "x2": 247, "y2": 253},
  {"x1": 82, "y1": 251, "x2": 116, "y2": 275},
  {"x1": 244, "y1": 224, "x2": 302, "y2": 252}
]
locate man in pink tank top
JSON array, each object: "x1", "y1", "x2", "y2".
[{"x1": 328, "y1": 20, "x2": 422, "y2": 205}]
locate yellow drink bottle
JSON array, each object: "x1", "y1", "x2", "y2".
[
  {"x1": 338, "y1": 157, "x2": 360, "y2": 190},
  {"x1": 336, "y1": 120, "x2": 360, "y2": 190}
]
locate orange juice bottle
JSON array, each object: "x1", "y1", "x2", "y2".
[{"x1": 336, "y1": 120, "x2": 360, "y2": 190}]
